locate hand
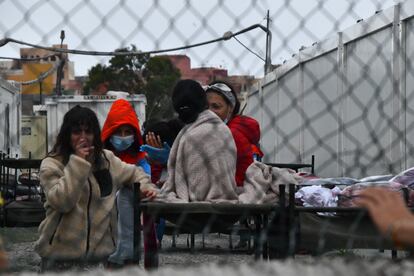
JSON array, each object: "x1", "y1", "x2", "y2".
[
  {"x1": 354, "y1": 187, "x2": 413, "y2": 235},
  {"x1": 75, "y1": 139, "x2": 94, "y2": 162},
  {"x1": 146, "y1": 132, "x2": 163, "y2": 148},
  {"x1": 156, "y1": 180, "x2": 166, "y2": 188},
  {"x1": 140, "y1": 142, "x2": 171, "y2": 164},
  {"x1": 141, "y1": 188, "x2": 157, "y2": 200}
]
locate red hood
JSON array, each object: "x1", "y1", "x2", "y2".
[
  {"x1": 101, "y1": 99, "x2": 145, "y2": 164},
  {"x1": 228, "y1": 115, "x2": 261, "y2": 145},
  {"x1": 101, "y1": 99, "x2": 143, "y2": 145}
]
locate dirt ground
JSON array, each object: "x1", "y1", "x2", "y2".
[
  {"x1": 2, "y1": 227, "x2": 413, "y2": 275},
  {"x1": 1, "y1": 227, "x2": 254, "y2": 273}
]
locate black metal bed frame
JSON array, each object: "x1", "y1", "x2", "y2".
[
  {"x1": 0, "y1": 153, "x2": 44, "y2": 226},
  {"x1": 138, "y1": 181, "x2": 406, "y2": 269}
]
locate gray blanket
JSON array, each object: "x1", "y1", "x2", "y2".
[
  {"x1": 160, "y1": 110, "x2": 239, "y2": 203},
  {"x1": 158, "y1": 108, "x2": 300, "y2": 203},
  {"x1": 238, "y1": 161, "x2": 301, "y2": 204}
]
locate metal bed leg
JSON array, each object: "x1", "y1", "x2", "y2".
[
  {"x1": 190, "y1": 233, "x2": 195, "y2": 252},
  {"x1": 254, "y1": 215, "x2": 262, "y2": 260},
  {"x1": 132, "y1": 182, "x2": 141, "y2": 266},
  {"x1": 392, "y1": 250, "x2": 397, "y2": 259},
  {"x1": 268, "y1": 184, "x2": 288, "y2": 259},
  {"x1": 262, "y1": 214, "x2": 268, "y2": 260},
  {"x1": 172, "y1": 233, "x2": 177, "y2": 248},
  {"x1": 288, "y1": 184, "x2": 296, "y2": 257},
  {"x1": 311, "y1": 155, "x2": 315, "y2": 175}
]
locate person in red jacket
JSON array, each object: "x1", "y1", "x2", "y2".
[
  {"x1": 206, "y1": 81, "x2": 263, "y2": 249},
  {"x1": 206, "y1": 80, "x2": 263, "y2": 187}
]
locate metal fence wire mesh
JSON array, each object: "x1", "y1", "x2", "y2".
[{"x1": 1, "y1": 0, "x2": 414, "y2": 270}]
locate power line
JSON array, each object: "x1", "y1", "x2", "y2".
[
  {"x1": 0, "y1": 23, "x2": 271, "y2": 58},
  {"x1": 10, "y1": 61, "x2": 60, "y2": 85},
  {"x1": 233, "y1": 36, "x2": 265, "y2": 62},
  {"x1": 0, "y1": 53, "x2": 58, "y2": 61}
]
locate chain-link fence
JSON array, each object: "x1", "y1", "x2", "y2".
[{"x1": 1, "y1": 0, "x2": 413, "y2": 274}]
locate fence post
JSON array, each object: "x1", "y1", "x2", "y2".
[
  {"x1": 268, "y1": 184, "x2": 289, "y2": 259},
  {"x1": 132, "y1": 182, "x2": 141, "y2": 265}
]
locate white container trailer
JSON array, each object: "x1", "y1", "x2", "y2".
[
  {"x1": 0, "y1": 79, "x2": 20, "y2": 156},
  {"x1": 45, "y1": 93, "x2": 146, "y2": 151},
  {"x1": 20, "y1": 115, "x2": 47, "y2": 159}
]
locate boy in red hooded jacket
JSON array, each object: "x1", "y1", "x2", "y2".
[{"x1": 102, "y1": 99, "x2": 157, "y2": 268}]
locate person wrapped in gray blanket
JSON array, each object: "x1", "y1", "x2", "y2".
[{"x1": 159, "y1": 79, "x2": 239, "y2": 203}]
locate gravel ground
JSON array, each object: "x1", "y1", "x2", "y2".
[
  {"x1": 2, "y1": 228, "x2": 255, "y2": 273},
  {"x1": 2, "y1": 228, "x2": 412, "y2": 275}
]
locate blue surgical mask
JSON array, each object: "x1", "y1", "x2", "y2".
[{"x1": 110, "y1": 135, "x2": 134, "y2": 152}]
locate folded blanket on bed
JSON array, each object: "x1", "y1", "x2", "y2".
[{"x1": 238, "y1": 161, "x2": 301, "y2": 204}]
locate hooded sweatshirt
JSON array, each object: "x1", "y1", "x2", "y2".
[
  {"x1": 227, "y1": 115, "x2": 262, "y2": 186},
  {"x1": 101, "y1": 99, "x2": 146, "y2": 165}
]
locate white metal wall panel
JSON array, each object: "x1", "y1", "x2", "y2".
[
  {"x1": 403, "y1": 17, "x2": 414, "y2": 169},
  {"x1": 302, "y1": 50, "x2": 340, "y2": 177},
  {"x1": 245, "y1": 90, "x2": 261, "y2": 125},
  {"x1": 343, "y1": 28, "x2": 393, "y2": 177},
  {"x1": 271, "y1": 69, "x2": 302, "y2": 163},
  {"x1": 245, "y1": 3, "x2": 411, "y2": 178},
  {"x1": 260, "y1": 81, "x2": 278, "y2": 162}
]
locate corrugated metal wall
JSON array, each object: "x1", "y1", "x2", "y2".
[{"x1": 246, "y1": 2, "x2": 414, "y2": 178}]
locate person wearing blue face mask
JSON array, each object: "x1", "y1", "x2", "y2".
[
  {"x1": 110, "y1": 133, "x2": 135, "y2": 152},
  {"x1": 101, "y1": 99, "x2": 156, "y2": 268}
]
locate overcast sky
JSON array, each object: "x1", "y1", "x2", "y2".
[{"x1": 0, "y1": 0, "x2": 398, "y2": 77}]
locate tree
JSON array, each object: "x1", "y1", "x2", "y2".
[
  {"x1": 83, "y1": 45, "x2": 149, "y2": 94},
  {"x1": 83, "y1": 64, "x2": 112, "y2": 94},
  {"x1": 143, "y1": 56, "x2": 180, "y2": 120},
  {"x1": 83, "y1": 46, "x2": 180, "y2": 121}
]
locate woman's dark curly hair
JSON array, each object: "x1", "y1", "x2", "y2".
[{"x1": 49, "y1": 105, "x2": 103, "y2": 165}]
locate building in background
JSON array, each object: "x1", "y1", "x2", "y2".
[
  {"x1": 2, "y1": 45, "x2": 83, "y2": 114},
  {"x1": 162, "y1": 54, "x2": 259, "y2": 94}
]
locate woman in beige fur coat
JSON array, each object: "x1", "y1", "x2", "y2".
[{"x1": 36, "y1": 105, "x2": 156, "y2": 272}]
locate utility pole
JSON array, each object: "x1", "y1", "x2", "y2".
[
  {"x1": 39, "y1": 80, "x2": 42, "y2": 104},
  {"x1": 264, "y1": 10, "x2": 272, "y2": 75},
  {"x1": 55, "y1": 30, "x2": 65, "y2": 96}
]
